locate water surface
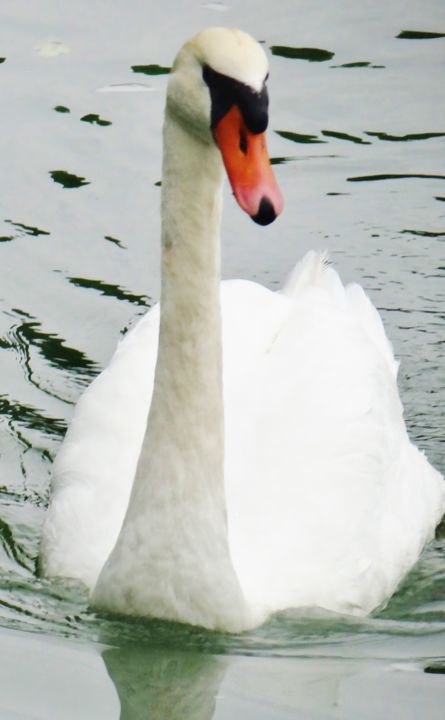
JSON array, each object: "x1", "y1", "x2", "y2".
[{"x1": 0, "y1": 0, "x2": 444, "y2": 717}]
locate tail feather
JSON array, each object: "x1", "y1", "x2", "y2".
[{"x1": 281, "y1": 250, "x2": 330, "y2": 297}]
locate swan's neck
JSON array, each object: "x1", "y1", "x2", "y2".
[
  {"x1": 95, "y1": 109, "x2": 250, "y2": 631},
  {"x1": 155, "y1": 111, "x2": 225, "y2": 464}
]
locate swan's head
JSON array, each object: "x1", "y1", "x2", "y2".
[{"x1": 167, "y1": 27, "x2": 283, "y2": 225}]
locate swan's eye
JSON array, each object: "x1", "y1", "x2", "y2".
[
  {"x1": 203, "y1": 64, "x2": 269, "y2": 134},
  {"x1": 239, "y1": 129, "x2": 248, "y2": 154}
]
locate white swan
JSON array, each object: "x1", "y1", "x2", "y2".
[{"x1": 40, "y1": 27, "x2": 445, "y2": 632}]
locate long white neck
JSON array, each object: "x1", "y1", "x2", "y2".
[
  {"x1": 93, "y1": 107, "x2": 249, "y2": 631},
  {"x1": 154, "y1": 109, "x2": 225, "y2": 478}
]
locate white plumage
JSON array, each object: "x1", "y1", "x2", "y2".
[{"x1": 40, "y1": 28, "x2": 444, "y2": 632}]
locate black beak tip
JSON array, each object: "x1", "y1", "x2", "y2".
[{"x1": 251, "y1": 197, "x2": 277, "y2": 226}]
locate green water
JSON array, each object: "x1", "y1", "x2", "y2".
[{"x1": 0, "y1": 0, "x2": 444, "y2": 717}]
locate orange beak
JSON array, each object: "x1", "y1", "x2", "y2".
[{"x1": 213, "y1": 105, "x2": 284, "y2": 225}]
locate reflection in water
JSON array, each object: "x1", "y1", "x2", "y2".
[
  {"x1": 277, "y1": 129, "x2": 371, "y2": 145},
  {"x1": 397, "y1": 30, "x2": 445, "y2": 40},
  {"x1": 348, "y1": 173, "x2": 445, "y2": 182},
  {"x1": 0, "y1": 562, "x2": 444, "y2": 719},
  {"x1": 102, "y1": 645, "x2": 227, "y2": 720},
  {"x1": 321, "y1": 130, "x2": 371, "y2": 145},
  {"x1": 270, "y1": 156, "x2": 295, "y2": 166},
  {"x1": 425, "y1": 664, "x2": 445, "y2": 674},
  {"x1": 270, "y1": 46, "x2": 334, "y2": 62},
  {"x1": 100, "y1": 637, "x2": 445, "y2": 720},
  {"x1": 67, "y1": 277, "x2": 150, "y2": 307},
  {"x1": 277, "y1": 128, "x2": 445, "y2": 150},
  {"x1": 102, "y1": 643, "x2": 338, "y2": 720},
  {"x1": 0, "y1": 573, "x2": 90, "y2": 636},
  {"x1": 5, "y1": 220, "x2": 50, "y2": 237},
  {"x1": 131, "y1": 64, "x2": 171, "y2": 75},
  {"x1": 0, "y1": 395, "x2": 65, "y2": 439},
  {"x1": 275, "y1": 130, "x2": 325, "y2": 144},
  {"x1": 331, "y1": 61, "x2": 385, "y2": 68},
  {"x1": 105, "y1": 235, "x2": 126, "y2": 249},
  {"x1": 365, "y1": 131, "x2": 445, "y2": 142},
  {"x1": 81, "y1": 113, "x2": 112, "y2": 127},
  {"x1": 401, "y1": 230, "x2": 445, "y2": 238},
  {"x1": 49, "y1": 170, "x2": 90, "y2": 188},
  {"x1": 0, "y1": 516, "x2": 34, "y2": 571},
  {"x1": 6, "y1": 309, "x2": 98, "y2": 381}
]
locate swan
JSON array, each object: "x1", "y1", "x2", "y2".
[{"x1": 40, "y1": 27, "x2": 445, "y2": 632}]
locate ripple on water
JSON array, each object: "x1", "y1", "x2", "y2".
[
  {"x1": 270, "y1": 156, "x2": 296, "y2": 165},
  {"x1": 49, "y1": 170, "x2": 90, "y2": 189},
  {"x1": 0, "y1": 535, "x2": 444, "y2": 658},
  {"x1": 80, "y1": 113, "x2": 112, "y2": 127},
  {"x1": 321, "y1": 130, "x2": 371, "y2": 145},
  {"x1": 348, "y1": 173, "x2": 445, "y2": 182},
  {"x1": 275, "y1": 130, "x2": 326, "y2": 144},
  {"x1": 131, "y1": 64, "x2": 171, "y2": 75},
  {"x1": 104, "y1": 235, "x2": 126, "y2": 249},
  {"x1": 0, "y1": 519, "x2": 35, "y2": 573},
  {"x1": 331, "y1": 61, "x2": 385, "y2": 68},
  {"x1": 270, "y1": 46, "x2": 334, "y2": 62},
  {"x1": 4, "y1": 308, "x2": 98, "y2": 383},
  {"x1": 365, "y1": 131, "x2": 445, "y2": 142},
  {"x1": 0, "y1": 396, "x2": 66, "y2": 439},
  {"x1": 397, "y1": 30, "x2": 445, "y2": 40},
  {"x1": 401, "y1": 229, "x2": 445, "y2": 238},
  {"x1": 5, "y1": 220, "x2": 50, "y2": 238},
  {"x1": 67, "y1": 277, "x2": 151, "y2": 307}
]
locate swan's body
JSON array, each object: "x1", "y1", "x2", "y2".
[{"x1": 40, "y1": 28, "x2": 444, "y2": 632}]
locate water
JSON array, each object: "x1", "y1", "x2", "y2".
[{"x1": 0, "y1": 0, "x2": 444, "y2": 717}]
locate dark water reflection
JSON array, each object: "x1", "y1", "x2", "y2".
[
  {"x1": 131, "y1": 64, "x2": 171, "y2": 75},
  {"x1": 67, "y1": 277, "x2": 151, "y2": 307},
  {"x1": 332, "y1": 61, "x2": 385, "y2": 68},
  {"x1": 276, "y1": 130, "x2": 326, "y2": 144},
  {"x1": 5, "y1": 220, "x2": 50, "y2": 237},
  {"x1": 321, "y1": 130, "x2": 370, "y2": 144},
  {"x1": 397, "y1": 30, "x2": 445, "y2": 40},
  {"x1": 365, "y1": 131, "x2": 445, "y2": 142},
  {"x1": 270, "y1": 46, "x2": 334, "y2": 62},
  {"x1": 0, "y1": 0, "x2": 444, "y2": 716},
  {"x1": 347, "y1": 173, "x2": 445, "y2": 182},
  {"x1": 81, "y1": 113, "x2": 113, "y2": 126},
  {"x1": 50, "y1": 170, "x2": 90, "y2": 188}
]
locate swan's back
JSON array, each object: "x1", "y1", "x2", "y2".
[{"x1": 222, "y1": 252, "x2": 444, "y2": 617}]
